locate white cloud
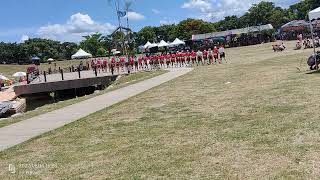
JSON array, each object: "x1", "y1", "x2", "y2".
[
  {"x1": 182, "y1": 0, "x2": 212, "y2": 13},
  {"x1": 125, "y1": 11, "x2": 145, "y2": 21},
  {"x1": 20, "y1": 35, "x2": 29, "y2": 43},
  {"x1": 152, "y1": 9, "x2": 160, "y2": 14},
  {"x1": 182, "y1": 0, "x2": 299, "y2": 21},
  {"x1": 37, "y1": 13, "x2": 115, "y2": 42},
  {"x1": 160, "y1": 19, "x2": 176, "y2": 25}
]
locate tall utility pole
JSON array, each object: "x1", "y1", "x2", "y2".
[
  {"x1": 124, "y1": 0, "x2": 132, "y2": 59},
  {"x1": 115, "y1": 0, "x2": 121, "y2": 30},
  {"x1": 110, "y1": 0, "x2": 132, "y2": 58},
  {"x1": 114, "y1": 0, "x2": 125, "y2": 54}
]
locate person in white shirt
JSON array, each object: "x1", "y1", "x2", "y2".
[
  {"x1": 196, "y1": 50, "x2": 203, "y2": 66},
  {"x1": 219, "y1": 45, "x2": 227, "y2": 63},
  {"x1": 208, "y1": 48, "x2": 213, "y2": 64}
]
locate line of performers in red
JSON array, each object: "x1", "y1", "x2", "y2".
[{"x1": 91, "y1": 47, "x2": 227, "y2": 74}]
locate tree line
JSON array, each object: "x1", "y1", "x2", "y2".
[{"x1": 0, "y1": 0, "x2": 319, "y2": 64}]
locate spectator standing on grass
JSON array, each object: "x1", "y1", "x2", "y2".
[
  {"x1": 171, "y1": 53, "x2": 176, "y2": 68},
  {"x1": 138, "y1": 56, "x2": 143, "y2": 70},
  {"x1": 208, "y1": 48, "x2": 213, "y2": 65},
  {"x1": 196, "y1": 50, "x2": 203, "y2": 66},
  {"x1": 86, "y1": 61, "x2": 90, "y2": 70},
  {"x1": 115, "y1": 56, "x2": 120, "y2": 74},
  {"x1": 125, "y1": 56, "x2": 131, "y2": 74},
  {"x1": 186, "y1": 50, "x2": 191, "y2": 66},
  {"x1": 166, "y1": 53, "x2": 171, "y2": 68},
  {"x1": 219, "y1": 45, "x2": 227, "y2": 63},
  {"x1": 213, "y1": 46, "x2": 219, "y2": 64},
  {"x1": 191, "y1": 50, "x2": 196, "y2": 66},
  {"x1": 160, "y1": 53, "x2": 165, "y2": 68},
  {"x1": 203, "y1": 49, "x2": 208, "y2": 65},
  {"x1": 79, "y1": 61, "x2": 84, "y2": 71},
  {"x1": 110, "y1": 57, "x2": 116, "y2": 75},
  {"x1": 144, "y1": 56, "x2": 148, "y2": 70},
  {"x1": 298, "y1": 34, "x2": 303, "y2": 42},
  {"x1": 134, "y1": 56, "x2": 139, "y2": 71}
]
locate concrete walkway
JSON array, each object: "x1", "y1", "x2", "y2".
[{"x1": 0, "y1": 68, "x2": 193, "y2": 151}]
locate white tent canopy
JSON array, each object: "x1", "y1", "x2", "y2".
[
  {"x1": 13, "y1": 72, "x2": 26, "y2": 77},
  {"x1": 113, "y1": 51, "x2": 121, "y2": 55},
  {"x1": 170, "y1": 38, "x2": 185, "y2": 46},
  {"x1": 0, "y1": 75, "x2": 8, "y2": 80},
  {"x1": 47, "y1": 58, "x2": 54, "y2": 62},
  {"x1": 149, "y1": 43, "x2": 158, "y2": 48},
  {"x1": 158, "y1": 40, "x2": 169, "y2": 47},
  {"x1": 309, "y1": 7, "x2": 320, "y2": 21},
  {"x1": 143, "y1": 41, "x2": 152, "y2": 49},
  {"x1": 71, "y1": 49, "x2": 92, "y2": 59}
]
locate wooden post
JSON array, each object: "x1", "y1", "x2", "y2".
[
  {"x1": 26, "y1": 73, "x2": 29, "y2": 84},
  {"x1": 111, "y1": 65, "x2": 114, "y2": 75},
  {"x1": 60, "y1": 69, "x2": 64, "y2": 80},
  {"x1": 78, "y1": 68, "x2": 81, "y2": 78},
  {"x1": 44, "y1": 71, "x2": 47, "y2": 82},
  {"x1": 94, "y1": 67, "x2": 98, "y2": 77}
]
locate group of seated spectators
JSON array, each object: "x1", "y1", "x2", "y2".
[{"x1": 273, "y1": 42, "x2": 286, "y2": 52}]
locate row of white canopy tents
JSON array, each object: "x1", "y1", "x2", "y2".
[{"x1": 143, "y1": 38, "x2": 186, "y2": 49}]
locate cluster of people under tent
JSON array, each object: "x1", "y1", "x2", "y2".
[{"x1": 295, "y1": 33, "x2": 320, "y2": 50}]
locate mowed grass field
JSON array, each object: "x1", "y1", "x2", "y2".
[{"x1": 1, "y1": 41, "x2": 320, "y2": 179}]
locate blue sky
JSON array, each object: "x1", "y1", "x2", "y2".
[{"x1": 0, "y1": 0, "x2": 299, "y2": 42}]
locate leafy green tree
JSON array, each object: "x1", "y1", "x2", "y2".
[
  {"x1": 269, "y1": 7, "x2": 290, "y2": 29},
  {"x1": 23, "y1": 38, "x2": 61, "y2": 60},
  {"x1": 97, "y1": 47, "x2": 108, "y2": 57},
  {"x1": 80, "y1": 33, "x2": 104, "y2": 57},
  {"x1": 247, "y1": 1, "x2": 275, "y2": 26},
  {"x1": 176, "y1": 19, "x2": 216, "y2": 40},
  {"x1": 289, "y1": 0, "x2": 320, "y2": 20},
  {"x1": 61, "y1": 42, "x2": 78, "y2": 60},
  {"x1": 154, "y1": 24, "x2": 178, "y2": 42},
  {"x1": 136, "y1": 26, "x2": 157, "y2": 45},
  {"x1": 111, "y1": 31, "x2": 126, "y2": 51},
  {"x1": 216, "y1": 16, "x2": 241, "y2": 31}
]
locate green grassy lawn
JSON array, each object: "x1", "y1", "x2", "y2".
[
  {"x1": 1, "y1": 41, "x2": 320, "y2": 179},
  {"x1": 0, "y1": 70, "x2": 167, "y2": 128}
]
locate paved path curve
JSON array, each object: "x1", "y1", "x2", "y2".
[{"x1": 0, "y1": 68, "x2": 193, "y2": 151}]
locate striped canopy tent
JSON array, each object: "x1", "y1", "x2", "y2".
[
  {"x1": 192, "y1": 24, "x2": 274, "y2": 41},
  {"x1": 281, "y1": 20, "x2": 309, "y2": 32}
]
